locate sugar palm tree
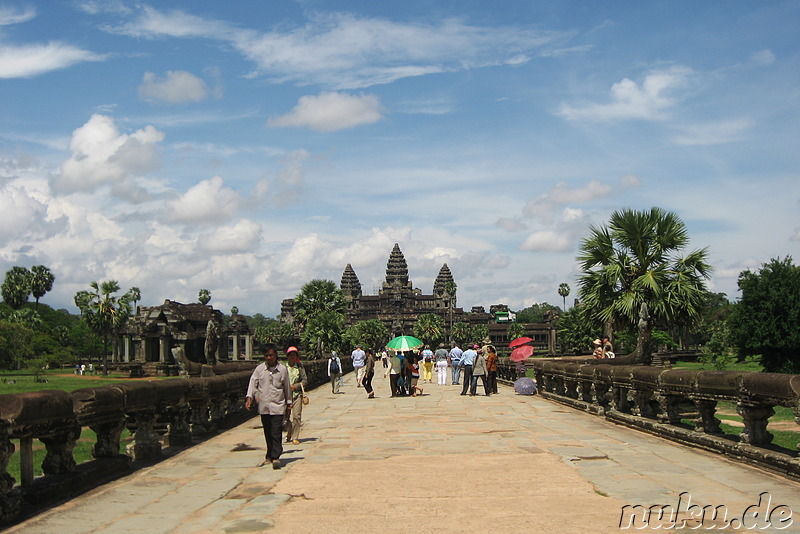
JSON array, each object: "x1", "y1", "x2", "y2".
[
  {"x1": 413, "y1": 313, "x2": 444, "y2": 347},
  {"x1": 30, "y1": 265, "x2": 55, "y2": 308},
  {"x1": 1, "y1": 266, "x2": 32, "y2": 310},
  {"x1": 577, "y1": 207, "x2": 711, "y2": 363},
  {"x1": 127, "y1": 286, "x2": 141, "y2": 311},
  {"x1": 301, "y1": 310, "x2": 345, "y2": 359},
  {"x1": 74, "y1": 280, "x2": 133, "y2": 375},
  {"x1": 558, "y1": 282, "x2": 570, "y2": 311},
  {"x1": 293, "y1": 279, "x2": 346, "y2": 330}
]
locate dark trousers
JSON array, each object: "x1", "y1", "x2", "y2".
[
  {"x1": 363, "y1": 370, "x2": 374, "y2": 394},
  {"x1": 470, "y1": 374, "x2": 490, "y2": 395},
  {"x1": 487, "y1": 371, "x2": 498, "y2": 394},
  {"x1": 389, "y1": 373, "x2": 400, "y2": 397},
  {"x1": 460, "y1": 365, "x2": 474, "y2": 395},
  {"x1": 260, "y1": 414, "x2": 284, "y2": 461}
]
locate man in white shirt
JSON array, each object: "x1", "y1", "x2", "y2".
[
  {"x1": 245, "y1": 344, "x2": 292, "y2": 469},
  {"x1": 352, "y1": 344, "x2": 366, "y2": 387}
]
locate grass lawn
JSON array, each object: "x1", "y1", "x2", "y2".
[
  {"x1": 671, "y1": 357, "x2": 763, "y2": 373},
  {"x1": 0, "y1": 369, "x2": 174, "y2": 395}
]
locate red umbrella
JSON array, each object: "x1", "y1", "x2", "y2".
[
  {"x1": 508, "y1": 336, "x2": 533, "y2": 348},
  {"x1": 510, "y1": 345, "x2": 534, "y2": 362}
]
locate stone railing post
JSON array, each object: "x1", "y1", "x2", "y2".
[
  {"x1": 0, "y1": 426, "x2": 14, "y2": 494},
  {"x1": 40, "y1": 425, "x2": 81, "y2": 474},
  {"x1": 692, "y1": 399, "x2": 722, "y2": 434},
  {"x1": 736, "y1": 404, "x2": 775, "y2": 446}
]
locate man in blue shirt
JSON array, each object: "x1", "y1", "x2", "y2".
[
  {"x1": 448, "y1": 343, "x2": 463, "y2": 385},
  {"x1": 352, "y1": 344, "x2": 366, "y2": 387},
  {"x1": 459, "y1": 345, "x2": 477, "y2": 395}
]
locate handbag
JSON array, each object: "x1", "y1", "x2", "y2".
[{"x1": 300, "y1": 383, "x2": 310, "y2": 405}]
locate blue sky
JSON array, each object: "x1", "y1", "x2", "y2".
[{"x1": 1, "y1": 1, "x2": 798, "y2": 317}]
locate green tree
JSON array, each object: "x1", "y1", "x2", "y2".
[
  {"x1": 74, "y1": 281, "x2": 133, "y2": 375},
  {"x1": 515, "y1": 302, "x2": 561, "y2": 323},
  {"x1": 0, "y1": 319, "x2": 35, "y2": 369},
  {"x1": 128, "y1": 287, "x2": 141, "y2": 311},
  {"x1": 451, "y1": 322, "x2": 470, "y2": 345},
  {"x1": 293, "y1": 279, "x2": 346, "y2": 330},
  {"x1": 301, "y1": 310, "x2": 345, "y2": 359},
  {"x1": 198, "y1": 289, "x2": 211, "y2": 305},
  {"x1": 2, "y1": 266, "x2": 32, "y2": 310},
  {"x1": 254, "y1": 322, "x2": 295, "y2": 349},
  {"x1": 558, "y1": 283, "x2": 570, "y2": 311},
  {"x1": 470, "y1": 324, "x2": 489, "y2": 346},
  {"x1": 557, "y1": 307, "x2": 596, "y2": 355},
  {"x1": 444, "y1": 280, "x2": 457, "y2": 342},
  {"x1": 413, "y1": 313, "x2": 444, "y2": 348},
  {"x1": 507, "y1": 322, "x2": 526, "y2": 343},
  {"x1": 699, "y1": 321, "x2": 735, "y2": 370},
  {"x1": 345, "y1": 319, "x2": 388, "y2": 352},
  {"x1": 728, "y1": 257, "x2": 800, "y2": 373},
  {"x1": 30, "y1": 265, "x2": 55, "y2": 308},
  {"x1": 577, "y1": 207, "x2": 711, "y2": 364}
]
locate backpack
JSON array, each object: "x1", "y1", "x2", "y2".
[{"x1": 329, "y1": 358, "x2": 340, "y2": 373}]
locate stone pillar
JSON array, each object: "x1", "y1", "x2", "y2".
[
  {"x1": 89, "y1": 419, "x2": 126, "y2": 457},
  {"x1": 123, "y1": 336, "x2": 131, "y2": 362},
  {"x1": 159, "y1": 337, "x2": 169, "y2": 363},
  {"x1": 128, "y1": 412, "x2": 162, "y2": 461},
  {"x1": 0, "y1": 429, "x2": 15, "y2": 493},
  {"x1": 232, "y1": 335, "x2": 240, "y2": 360},
  {"x1": 40, "y1": 425, "x2": 81, "y2": 474},
  {"x1": 245, "y1": 334, "x2": 253, "y2": 360},
  {"x1": 166, "y1": 407, "x2": 192, "y2": 447},
  {"x1": 737, "y1": 404, "x2": 775, "y2": 445},
  {"x1": 693, "y1": 399, "x2": 722, "y2": 434}
]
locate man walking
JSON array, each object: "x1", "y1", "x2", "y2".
[
  {"x1": 328, "y1": 351, "x2": 342, "y2": 393},
  {"x1": 285, "y1": 346, "x2": 308, "y2": 445},
  {"x1": 459, "y1": 344, "x2": 477, "y2": 395},
  {"x1": 352, "y1": 344, "x2": 366, "y2": 387},
  {"x1": 435, "y1": 343, "x2": 449, "y2": 385},
  {"x1": 449, "y1": 343, "x2": 463, "y2": 385},
  {"x1": 245, "y1": 344, "x2": 292, "y2": 469}
]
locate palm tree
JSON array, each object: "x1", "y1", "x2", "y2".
[
  {"x1": 128, "y1": 287, "x2": 141, "y2": 311},
  {"x1": 451, "y1": 322, "x2": 470, "y2": 345},
  {"x1": 293, "y1": 279, "x2": 346, "y2": 330},
  {"x1": 30, "y1": 265, "x2": 55, "y2": 308},
  {"x1": 301, "y1": 310, "x2": 345, "y2": 359},
  {"x1": 558, "y1": 282, "x2": 570, "y2": 311},
  {"x1": 577, "y1": 207, "x2": 711, "y2": 363},
  {"x1": 507, "y1": 322, "x2": 526, "y2": 343},
  {"x1": 413, "y1": 313, "x2": 444, "y2": 347},
  {"x1": 198, "y1": 289, "x2": 211, "y2": 305},
  {"x1": 1, "y1": 266, "x2": 32, "y2": 310},
  {"x1": 346, "y1": 319, "x2": 388, "y2": 352},
  {"x1": 444, "y1": 280, "x2": 457, "y2": 343},
  {"x1": 74, "y1": 281, "x2": 133, "y2": 375}
]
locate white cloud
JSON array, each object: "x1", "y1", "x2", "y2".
[
  {"x1": 518, "y1": 229, "x2": 573, "y2": 252},
  {"x1": 559, "y1": 66, "x2": 692, "y2": 121},
  {"x1": 110, "y1": 8, "x2": 568, "y2": 89},
  {"x1": 750, "y1": 49, "x2": 775, "y2": 67},
  {"x1": 523, "y1": 180, "x2": 612, "y2": 221},
  {"x1": 268, "y1": 92, "x2": 382, "y2": 132},
  {"x1": 619, "y1": 174, "x2": 642, "y2": 190},
  {"x1": 199, "y1": 219, "x2": 262, "y2": 254},
  {"x1": 138, "y1": 70, "x2": 209, "y2": 104},
  {"x1": 495, "y1": 218, "x2": 527, "y2": 232},
  {"x1": 671, "y1": 119, "x2": 751, "y2": 146},
  {"x1": 166, "y1": 175, "x2": 241, "y2": 224},
  {"x1": 0, "y1": 182, "x2": 52, "y2": 245},
  {"x1": 791, "y1": 227, "x2": 800, "y2": 242},
  {"x1": 0, "y1": 42, "x2": 106, "y2": 78},
  {"x1": 54, "y1": 114, "x2": 164, "y2": 194},
  {"x1": 0, "y1": 6, "x2": 36, "y2": 25}
]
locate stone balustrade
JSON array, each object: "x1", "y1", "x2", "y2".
[{"x1": 526, "y1": 359, "x2": 800, "y2": 478}]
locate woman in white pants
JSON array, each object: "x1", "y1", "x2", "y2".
[{"x1": 436, "y1": 353, "x2": 449, "y2": 385}]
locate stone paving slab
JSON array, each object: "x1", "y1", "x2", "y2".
[{"x1": 7, "y1": 373, "x2": 800, "y2": 533}]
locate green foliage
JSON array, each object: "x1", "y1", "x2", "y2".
[
  {"x1": 451, "y1": 322, "x2": 470, "y2": 344},
  {"x1": 2, "y1": 266, "x2": 32, "y2": 309},
  {"x1": 345, "y1": 319, "x2": 388, "y2": 352},
  {"x1": 247, "y1": 313, "x2": 274, "y2": 328},
  {"x1": 293, "y1": 280, "x2": 346, "y2": 328},
  {"x1": 0, "y1": 319, "x2": 35, "y2": 369},
  {"x1": 301, "y1": 310, "x2": 345, "y2": 359},
  {"x1": 74, "y1": 281, "x2": 133, "y2": 374},
  {"x1": 729, "y1": 256, "x2": 800, "y2": 373},
  {"x1": 198, "y1": 288, "x2": 211, "y2": 305},
  {"x1": 558, "y1": 282, "x2": 570, "y2": 310},
  {"x1": 413, "y1": 313, "x2": 444, "y2": 347},
  {"x1": 515, "y1": 302, "x2": 560, "y2": 323},
  {"x1": 253, "y1": 322, "x2": 295, "y2": 349},
  {"x1": 557, "y1": 307, "x2": 596, "y2": 355},
  {"x1": 699, "y1": 321, "x2": 735, "y2": 370},
  {"x1": 29, "y1": 265, "x2": 55, "y2": 306},
  {"x1": 507, "y1": 322, "x2": 526, "y2": 342},
  {"x1": 470, "y1": 324, "x2": 489, "y2": 345}
]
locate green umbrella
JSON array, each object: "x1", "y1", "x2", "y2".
[{"x1": 386, "y1": 335, "x2": 423, "y2": 352}]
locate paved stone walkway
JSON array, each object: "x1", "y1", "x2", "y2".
[{"x1": 8, "y1": 373, "x2": 800, "y2": 533}]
